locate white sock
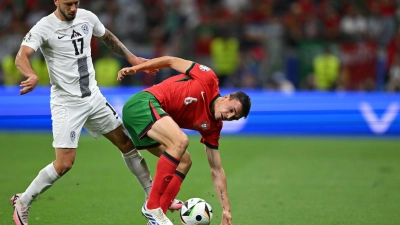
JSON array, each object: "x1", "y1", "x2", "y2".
[
  {"x1": 20, "y1": 163, "x2": 60, "y2": 206},
  {"x1": 122, "y1": 149, "x2": 152, "y2": 198}
]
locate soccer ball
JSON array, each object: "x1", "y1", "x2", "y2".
[{"x1": 180, "y1": 198, "x2": 213, "y2": 225}]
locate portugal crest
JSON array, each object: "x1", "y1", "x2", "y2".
[{"x1": 194, "y1": 121, "x2": 210, "y2": 130}]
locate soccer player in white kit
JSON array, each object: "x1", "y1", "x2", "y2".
[{"x1": 9, "y1": 1, "x2": 182, "y2": 225}]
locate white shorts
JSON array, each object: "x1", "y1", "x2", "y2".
[{"x1": 51, "y1": 90, "x2": 122, "y2": 148}]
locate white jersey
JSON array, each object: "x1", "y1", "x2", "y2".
[{"x1": 21, "y1": 9, "x2": 105, "y2": 100}]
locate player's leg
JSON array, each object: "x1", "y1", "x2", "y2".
[
  {"x1": 159, "y1": 151, "x2": 191, "y2": 213},
  {"x1": 103, "y1": 124, "x2": 152, "y2": 198},
  {"x1": 147, "y1": 146, "x2": 191, "y2": 213},
  {"x1": 12, "y1": 148, "x2": 76, "y2": 225},
  {"x1": 11, "y1": 102, "x2": 85, "y2": 225},
  {"x1": 21, "y1": 148, "x2": 75, "y2": 202},
  {"x1": 139, "y1": 122, "x2": 185, "y2": 225},
  {"x1": 122, "y1": 92, "x2": 177, "y2": 225},
  {"x1": 145, "y1": 116, "x2": 188, "y2": 212},
  {"x1": 84, "y1": 91, "x2": 153, "y2": 199}
]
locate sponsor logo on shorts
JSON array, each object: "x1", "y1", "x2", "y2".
[{"x1": 70, "y1": 131, "x2": 76, "y2": 142}]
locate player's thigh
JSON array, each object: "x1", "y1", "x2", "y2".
[
  {"x1": 147, "y1": 116, "x2": 188, "y2": 152},
  {"x1": 51, "y1": 102, "x2": 88, "y2": 148},
  {"x1": 122, "y1": 92, "x2": 167, "y2": 150},
  {"x1": 84, "y1": 92, "x2": 122, "y2": 139}
]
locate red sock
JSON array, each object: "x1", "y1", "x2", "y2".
[
  {"x1": 160, "y1": 171, "x2": 185, "y2": 213},
  {"x1": 147, "y1": 152, "x2": 180, "y2": 209}
]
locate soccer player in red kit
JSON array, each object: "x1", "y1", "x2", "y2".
[{"x1": 118, "y1": 56, "x2": 251, "y2": 225}]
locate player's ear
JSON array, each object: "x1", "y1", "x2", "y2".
[{"x1": 224, "y1": 94, "x2": 230, "y2": 99}]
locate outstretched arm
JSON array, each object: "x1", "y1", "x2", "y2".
[
  {"x1": 205, "y1": 145, "x2": 233, "y2": 225},
  {"x1": 15, "y1": 46, "x2": 39, "y2": 95},
  {"x1": 117, "y1": 56, "x2": 193, "y2": 81},
  {"x1": 100, "y1": 29, "x2": 157, "y2": 75}
]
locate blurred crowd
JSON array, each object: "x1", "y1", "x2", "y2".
[{"x1": 1, "y1": 0, "x2": 400, "y2": 92}]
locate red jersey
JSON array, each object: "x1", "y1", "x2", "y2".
[{"x1": 144, "y1": 63, "x2": 222, "y2": 148}]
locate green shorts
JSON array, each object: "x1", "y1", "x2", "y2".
[{"x1": 122, "y1": 91, "x2": 169, "y2": 149}]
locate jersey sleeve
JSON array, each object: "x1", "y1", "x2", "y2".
[
  {"x1": 199, "y1": 123, "x2": 222, "y2": 149},
  {"x1": 186, "y1": 63, "x2": 219, "y2": 85},
  {"x1": 21, "y1": 24, "x2": 46, "y2": 51},
  {"x1": 87, "y1": 10, "x2": 105, "y2": 37}
]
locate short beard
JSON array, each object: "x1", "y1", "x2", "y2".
[{"x1": 59, "y1": 8, "x2": 75, "y2": 21}]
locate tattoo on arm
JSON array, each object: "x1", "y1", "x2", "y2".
[
  {"x1": 220, "y1": 189, "x2": 225, "y2": 209},
  {"x1": 100, "y1": 29, "x2": 131, "y2": 57}
]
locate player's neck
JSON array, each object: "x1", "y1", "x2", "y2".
[{"x1": 210, "y1": 97, "x2": 221, "y2": 118}]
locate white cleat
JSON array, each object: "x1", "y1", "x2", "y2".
[{"x1": 142, "y1": 202, "x2": 173, "y2": 225}]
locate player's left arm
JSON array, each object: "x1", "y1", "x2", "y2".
[
  {"x1": 100, "y1": 29, "x2": 157, "y2": 75},
  {"x1": 205, "y1": 145, "x2": 233, "y2": 225},
  {"x1": 117, "y1": 56, "x2": 192, "y2": 81}
]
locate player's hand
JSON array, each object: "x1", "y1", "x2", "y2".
[
  {"x1": 133, "y1": 57, "x2": 158, "y2": 76},
  {"x1": 117, "y1": 67, "x2": 136, "y2": 81},
  {"x1": 221, "y1": 211, "x2": 232, "y2": 225},
  {"x1": 20, "y1": 75, "x2": 39, "y2": 95}
]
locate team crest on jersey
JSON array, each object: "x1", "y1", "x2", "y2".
[
  {"x1": 70, "y1": 131, "x2": 76, "y2": 142},
  {"x1": 23, "y1": 32, "x2": 32, "y2": 42},
  {"x1": 199, "y1": 65, "x2": 210, "y2": 72},
  {"x1": 194, "y1": 121, "x2": 210, "y2": 130},
  {"x1": 71, "y1": 30, "x2": 82, "y2": 39},
  {"x1": 81, "y1": 24, "x2": 89, "y2": 34}
]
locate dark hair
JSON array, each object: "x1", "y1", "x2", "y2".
[{"x1": 229, "y1": 91, "x2": 251, "y2": 118}]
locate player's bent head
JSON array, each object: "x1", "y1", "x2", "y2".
[
  {"x1": 229, "y1": 91, "x2": 251, "y2": 118},
  {"x1": 55, "y1": 0, "x2": 79, "y2": 21}
]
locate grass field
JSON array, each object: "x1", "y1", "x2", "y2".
[{"x1": 1, "y1": 133, "x2": 400, "y2": 225}]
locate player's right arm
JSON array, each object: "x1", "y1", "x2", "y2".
[
  {"x1": 15, "y1": 46, "x2": 39, "y2": 95},
  {"x1": 117, "y1": 56, "x2": 193, "y2": 81},
  {"x1": 204, "y1": 145, "x2": 233, "y2": 225}
]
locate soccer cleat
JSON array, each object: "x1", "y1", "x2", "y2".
[
  {"x1": 168, "y1": 199, "x2": 184, "y2": 212},
  {"x1": 142, "y1": 202, "x2": 173, "y2": 225},
  {"x1": 10, "y1": 194, "x2": 30, "y2": 225}
]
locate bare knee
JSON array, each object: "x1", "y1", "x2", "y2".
[
  {"x1": 54, "y1": 149, "x2": 76, "y2": 176},
  {"x1": 53, "y1": 159, "x2": 74, "y2": 176},
  {"x1": 173, "y1": 134, "x2": 189, "y2": 155}
]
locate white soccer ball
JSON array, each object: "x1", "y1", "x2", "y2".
[{"x1": 180, "y1": 198, "x2": 213, "y2": 225}]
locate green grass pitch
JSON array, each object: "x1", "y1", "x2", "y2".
[{"x1": 0, "y1": 133, "x2": 399, "y2": 225}]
